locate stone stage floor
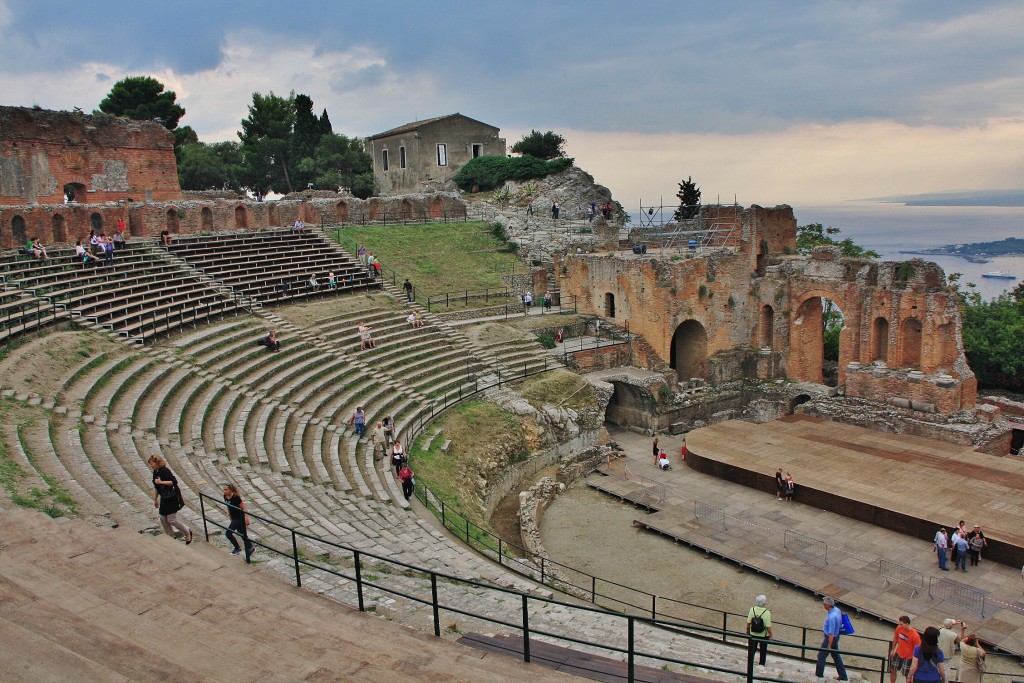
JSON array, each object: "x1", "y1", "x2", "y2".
[{"x1": 591, "y1": 419, "x2": 1024, "y2": 656}]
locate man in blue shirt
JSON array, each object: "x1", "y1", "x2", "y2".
[{"x1": 815, "y1": 596, "x2": 848, "y2": 680}]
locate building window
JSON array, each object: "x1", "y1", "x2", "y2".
[
  {"x1": 437, "y1": 143, "x2": 447, "y2": 167},
  {"x1": 472, "y1": 143, "x2": 483, "y2": 158},
  {"x1": 399, "y1": 146, "x2": 406, "y2": 169},
  {"x1": 382, "y1": 149, "x2": 389, "y2": 171}
]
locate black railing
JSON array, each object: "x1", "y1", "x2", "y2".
[{"x1": 197, "y1": 491, "x2": 888, "y2": 683}]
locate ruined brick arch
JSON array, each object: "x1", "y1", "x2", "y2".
[
  {"x1": 400, "y1": 199, "x2": 413, "y2": 219},
  {"x1": 789, "y1": 291, "x2": 849, "y2": 386},
  {"x1": 936, "y1": 322, "x2": 958, "y2": 372},
  {"x1": 758, "y1": 304, "x2": 774, "y2": 348},
  {"x1": 90, "y1": 212, "x2": 104, "y2": 233},
  {"x1": 165, "y1": 208, "x2": 180, "y2": 232},
  {"x1": 267, "y1": 204, "x2": 279, "y2": 227},
  {"x1": 670, "y1": 319, "x2": 707, "y2": 382},
  {"x1": 201, "y1": 207, "x2": 213, "y2": 232},
  {"x1": 11, "y1": 215, "x2": 26, "y2": 245},
  {"x1": 428, "y1": 197, "x2": 443, "y2": 218},
  {"x1": 872, "y1": 316, "x2": 889, "y2": 363},
  {"x1": 367, "y1": 199, "x2": 382, "y2": 221},
  {"x1": 335, "y1": 201, "x2": 348, "y2": 222},
  {"x1": 899, "y1": 318, "x2": 923, "y2": 369},
  {"x1": 604, "y1": 292, "x2": 616, "y2": 318},
  {"x1": 51, "y1": 214, "x2": 67, "y2": 243},
  {"x1": 234, "y1": 205, "x2": 248, "y2": 229}
]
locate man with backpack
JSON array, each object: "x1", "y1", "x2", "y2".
[{"x1": 746, "y1": 594, "x2": 773, "y2": 666}]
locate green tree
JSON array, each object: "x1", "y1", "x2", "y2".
[
  {"x1": 291, "y1": 93, "x2": 322, "y2": 189},
  {"x1": 318, "y1": 109, "x2": 333, "y2": 137},
  {"x1": 673, "y1": 176, "x2": 701, "y2": 220},
  {"x1": 511, "y1": 130, "x2": 566, "y2": 160},
  {"x1": 796, "y1": 223, "x2": 881, "y2": 259},
  {"x1": 178, "y1": 141, "x2": 243, "y2": 191},
  {"x1": 98, "y1": 76, "x2": 185, "y2": 130},
  {"x1": 296, "y1": 133, "x2": 375, "y2": 198},
  {"x1": 950, "y1": 278, "x2": 1024, "y2": 392},
  {"x1": 238, "y1": 91, "x2": 296, "y2": 196}
]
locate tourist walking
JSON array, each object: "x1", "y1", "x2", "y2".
[
  {"x1": 382, "y1": 415, "x2": 395, "y2": 448},
  {"x1": 391, "y1": 439, "x2": 406, "y2": 475},
  {"x1": 398, "y1": 463, "x2": 415, "y2": 500},
  {"x1": 350, "y1": 406, "x2": 366, "y2": 440},
  {"x1": 938, "y1": 619, "x2": 965, "y2": 682},
  {"x1": 746, "y1": 594, "x2": 773, "y2": 666},
  {"x1": 889, "y1": 615, "x2": 921, "y2": 683},
  {"x1": 814, "y1": 596, "x2": 848, "y2": 681},
  {"x1": 148, "y1": 455, "x2": 191, "y2": 544},
  {"x1": 958, "y1": 633, "x2": 985, "y2": 683},
  {"x1": 221, "y1": 482, "x2": 254, "y2": 560},
  {"x1": 403, "y1": 278, "x2": 413, "y2": 302},
  {"x1": 935, "y1": 527, "x2": 949, "y2": 570},
  {"x1": 551, "y1": 201, "x2": 560, "y2": 219},
  {"x1": 968, "y1": 525, "x2": 987, "y2": 566},
  {"x1": 357, "y1": 244, "x2": 367, "y2": 268},
  {"x1": 907, "y1": 627, "x2": 946, "y2": 683}
]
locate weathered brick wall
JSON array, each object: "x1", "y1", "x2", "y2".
[
  {"x1": 0, "y1": 106, "x2": 180, "y2": 205},
  {"x1": 0, "y1": 193, "x2": 466, "y2": 248},
  {"x1": 559, "y1": 204, "x2": 977, "y2": 414}
]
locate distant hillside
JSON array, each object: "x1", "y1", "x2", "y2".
[{"x1": 866, "y1": 190, "x2": 1024, "y2": 207}]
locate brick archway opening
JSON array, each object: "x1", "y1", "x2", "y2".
[
  {"x1": 670, "y1": 319, "x2": 707, "y2": 382},
  {"x1": 792, "y1": 296, "x2": 844, "y2": 387},
  {"x1": 52, "y1": 214, "x2": 67, "y2": 243},
  {"x1": 604, "y1": 293, "x2": 616, "y2": 318},
  {"x1": 235, "y1": 205, "x2": 248, "y2": 229},
  {"x1": 759, "y1": 304, "x2": 774, "y2": 348},
  {"x1": 872, "y1": 317, "x2": 889, "y2": 363},
  {"x1": 900, "y1": 318, "x2": 923, "y2": 369},
  {"x1": 11, "y1": 215, "x2": 26, "y2": 245},
  {"x1": 166, "y1": 208, "x2": 180, "y2": 232},
  {"x1": 64, "y1": 183, "x2": 86, "y2": 203},
  {"x1": 201, "y1": 207, "x2": 213, "y2": 232},
  {"x1": 90, "y1": 212, "x2": 104, "y2": 234}
]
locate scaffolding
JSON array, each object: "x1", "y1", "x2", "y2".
[{"x1": 632, "y1": 199, "x2": 744, "y2": 255}]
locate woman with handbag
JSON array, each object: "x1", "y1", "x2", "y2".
[
  {"x1": 148, "y1": 455, "x2": 192, "y2": 544},
  {"x1": 959, "y1": 633, "x2": 986, "y2": 683}
]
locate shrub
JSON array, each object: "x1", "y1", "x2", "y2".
[
  {"x1": 537, "y1": 334, "x2": 556, "y2": 349},
  {"x1": 452, "y1": 156, "x2": 574, "y2": 192}
]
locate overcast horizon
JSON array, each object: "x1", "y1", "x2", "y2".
[{"x1": 2, "y1": 1, "x2": 1022, "y2": 208}]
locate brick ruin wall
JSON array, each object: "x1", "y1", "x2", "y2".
[
  {"x1": 559, "y1": 205, "x2": 978, "y2": 415},
  {"x1": 0, "y1": 193, "x2": 466, "y2": 249},
  {"x1": 0, "y1": 106, "x2": 180, "y2": 206}
]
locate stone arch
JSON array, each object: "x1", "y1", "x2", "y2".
[
  {"x1": 791, "y1": 294, "x2": 846, "y2": 386},
  {"x1": 400, "y1": 199, "x2": 413, "y2": 220},
  {"x1": 872, "y1": 317, "x2": 889, "y2": 363},
  {"x1": 201, "y1": 207, "x2": 214, "y2": 232},
  {"x1": 234, "y1": 205, "x2": 248, "y2": 229},
  {"x1": 429, "y1": 196, "x2": 443, "y2": 218},
  {"x1": 604, "y1": 293, "x2": 616, "y2": 318},
  {"x1": 51, "y1": 214, "x2": 67, "y2": 243},
  {"x1": 758, "y1": 304, "x2": 774, "y2": 348},
  {"x1": 90, "y1": 212, "x2": 104, "y2": 233},
  {"x1": 788, "y1": 394, "x2": 813, "y2": 414},
  {"x1": 166, "y1": 208, "x2": 180, "y2": 232},
  {"x1": 11, "y1": 215, "x2": 26, "y2": 245},
  {"x1": 670, "y1": 319, "x2": 707, "y2": 382},
  {"x1": 900, "y1": 318, "x2": 923, "y2": 369},
  {"x1": 335, "y1": 201, "x2": 349, "y2": 222},
  {"x1": 367, "y1": 199, "x2": 382, "y2": 221},
  {"x1": 267, "y1": 204, "x2": 279, "y2": 227},
  {"x1": 63, "y1": 182, "x2": 86, "y2": 203}
]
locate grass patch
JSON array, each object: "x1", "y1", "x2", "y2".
[
  {"x1": 0, "y1": 407, "x2": 78, "y2": 518},
  {"x1": 516, "y1": 370, "x2": 596, "y2": 411},
  {"x1": 411, "y1": 400, "x2": 525, "y2": 531},
  {"x1": 329, "y1": 222, "x2": 525, "y2": 296}
]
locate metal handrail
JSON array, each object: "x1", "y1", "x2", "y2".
[{"x1": 197, "y1": 492, "x2": 889, "y2": 683}]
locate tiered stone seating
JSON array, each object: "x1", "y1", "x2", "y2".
[
  {"x1": 475, "y1": 334, "x2": 563, "y2": 377},
  {"x1": 0, "y1": 508, "x2": 581, "y2": 682},
  {"x1": 165, "y1": 227, "x2": 375, "y2": 303},
  {"x1": 0, "y1": 243, "x2": 240, "y2": 343}
]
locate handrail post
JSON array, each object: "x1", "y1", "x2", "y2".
[
  {"x1": 722, "y1": 612, "x2": 729, "y2": 642},
  {"x1": 746, "y1": 634, "x2": 756, "y2": 683},
  {"x1": 627, "y1": 616, "x2": 635, "y2": 683},
  {"x1": 521, "y1": 594, "x2": 531, "y2": 664},
  {"x1": 200, "y1": 494, "x2": 209, "y2": 541},
  {"x1": 431, "y1": 573, "x2": 441, "y2": 637},
  {"x1": 354, "y1": 549, "x2": 365, "y2": 612},
  {"x1": 291, "y1": 529, "x2": 302, "y2": 587}
]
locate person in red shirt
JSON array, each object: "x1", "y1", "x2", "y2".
[
  {"x1": 889, "y1": 615, "x2": 921, "y2": 683},
  {"x1": 398, "y1": 464, "x2": 415, "y2": 500}
]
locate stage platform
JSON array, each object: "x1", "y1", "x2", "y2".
[
  {"x1": 588, "y1": 420, "x2": 1024, "y2": 657},
  {"x1": 685, "y1": 415, "x2": 1024, "y2": 567}
]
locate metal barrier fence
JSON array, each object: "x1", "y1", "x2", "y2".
[
  {"x1": 197, "y1": 492, "x2": 890, "y2": 683},
  {"x1": 622, "y1": 467, "x2": 667, "y2": 505},
  {"x1": 880, "y1": 559, "x2": 923, "y2": 598},
  {"x1": 929, "y1": 576, "x2": 987, "y2": 616},
  {"x1": 783, "y1": 530, "x2": 829, "y2": 566},
  {"x1": 694, "y1": 501, "x2": 727, "y2": 529}
]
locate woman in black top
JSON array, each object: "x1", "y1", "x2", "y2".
[
  {"x1": 147, "y1": 456, "x2": 191, "y2": 544},
  {"x1": 222, "y1": 482, "x2": 254, "y2": 559}
]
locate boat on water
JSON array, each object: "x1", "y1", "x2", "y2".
[{"x1": 981, "y1": 270, "x2": 1018, "y2": 280}]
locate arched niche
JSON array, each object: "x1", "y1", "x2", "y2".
[
  {"x1": 900, "y1": 318, "x2": 923, "y2": 369},
  {"x1": 872, "y1": 317, "x2": 889, "y2": 363},
  {"x1": 670, "y1": 319, "x2": 707, "y2": 382}
]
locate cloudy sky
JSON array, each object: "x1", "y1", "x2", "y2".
[{"x1": 2, "y1": 1, "x2": 1022, "y2": 207}]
